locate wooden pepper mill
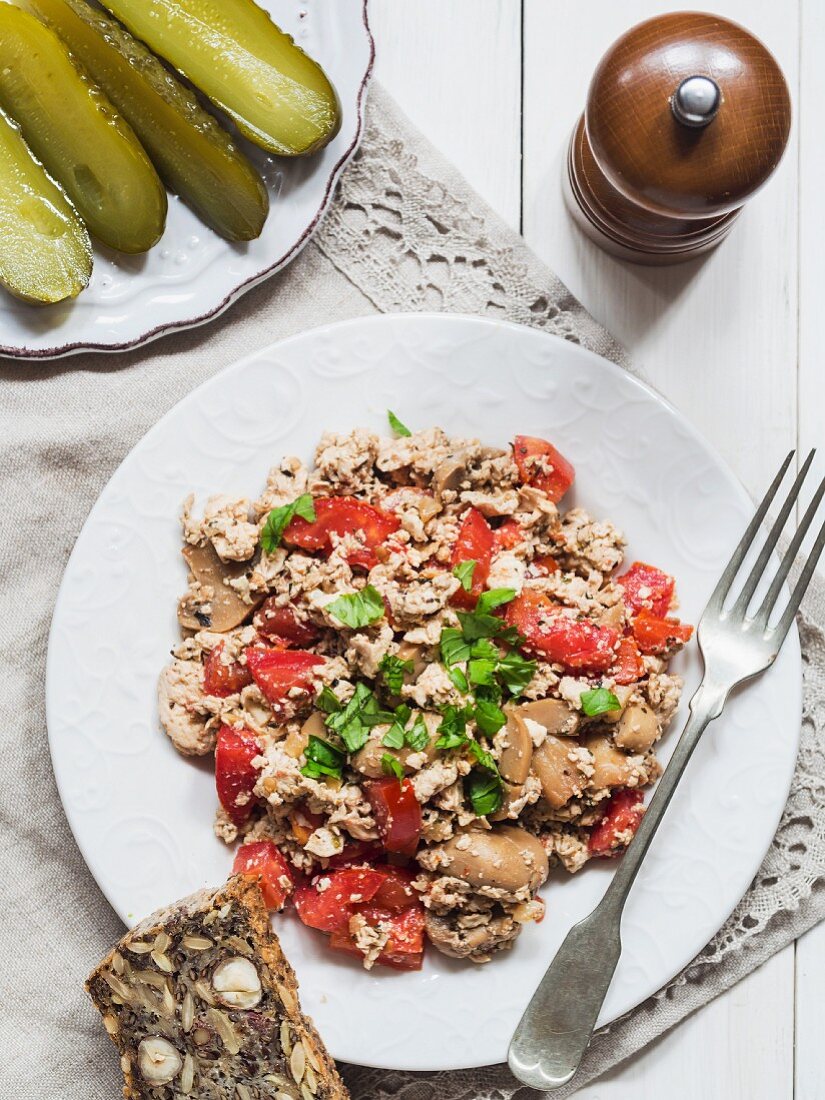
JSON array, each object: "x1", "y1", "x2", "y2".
[{"x1": 564, "y1": 11, "x2": 792, "y2": 264}]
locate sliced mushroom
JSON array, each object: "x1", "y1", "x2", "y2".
[
  {"x1": 489, "y1": 781, "x2": 526, "y2": 822},
  {"x1": 177, "y1": 543, "x2": 262, "y2": 633},
  {"x1": 516, "y1": 698, "x2": 580, "y2": 737},
  {"x1": 396, "y1": 641, "x2": 428, "y2": 679},
  {"x1": 613, "y1": 703, "x2": 661, "y2": 753},
  {"x1": 432, "y1": 449, "x2": 473, "y2": 495},
  {"x1": 427, "y1": 825, "x2": 548, "y2": 894},
  {"x1": 350, "y1": 711, "x2": 440, "y2": 778},
  {"x1": 424, "y1": 909, "x2": 520, "y2": 960},
  {"x1": 584, "y1": 733, "x2": 637, "y2": 788},
  {"x1": 283, "y1": 711, "x2": 325, "y2": 759},
  {"x1": 533, "y1": 733, "x2": 588, "y2": 808},
  {"x1": 499, "y1": 709, "x2": 534, "y2": 785}
]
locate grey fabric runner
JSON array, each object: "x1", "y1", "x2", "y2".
[{"x1": 1, "y1": 84, "x2": 822, "y2": 1100}]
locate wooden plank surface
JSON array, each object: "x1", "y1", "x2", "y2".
[{"x1": 372, "y1": 1, "x2": 807, "y2": 1095}]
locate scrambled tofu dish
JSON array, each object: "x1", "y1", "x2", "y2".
[{"x1": 159, "y1": 416, "x2": 693, "y2": 971}]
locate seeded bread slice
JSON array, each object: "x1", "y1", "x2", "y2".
[{"x1": 86, "y1": 876, "x2": 349, "y2": 1100}]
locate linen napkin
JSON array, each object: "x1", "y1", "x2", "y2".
[{"x1": 1, "y1": 84, "x2": 823, "y2": 1100}]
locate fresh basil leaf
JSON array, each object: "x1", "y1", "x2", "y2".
[
  {"x1": 476, "y1": 588, "x2": 516, "y2": 615},
  {"x1": 300, "y1": 735, "x2": 345, "y2": 780},
  {"x1": 381, "y1": 752, "x2": 405, "y2": 780},
  {"x1": 474, "y1": 680, "x2": 503, "y2": 706},
  {"x1": 381, "y1": 723, "x2": 406, "y2": 750},
  {"x1": 387, "y1": 409, "x2": 412, "y2": 437},
  {"x1": 580, "y1": 687, "x2": 621, "y2": 717},
  {"x1": 379, "y1": 653, "x2": 414, "y2": 695},
  {"x1": 395, "y1": 703, "x2": 412, "y2": 725},
  {"x1": 447, "y1": 666, "x2": 469, "y2": 693},
  {"x1": 440, "y1": 626, "x2": 472, "y2": 667},
  {"x1": 497, "y1": 650, "x2": 536, "y2": 697},
  {"x1": 452, "y1": 559, "x2": 476, "y2": 593},
  {"x1": 405, "y1": 714, "x2": 430, "y2": 752},
  {"x1": 466, "y1": 769, "x2": 503, "y2": 816},
  {"x1": 435, "y1": 704, "x2": 470, "y2": 750},
  {"x1": 261, "y1": 493, "x2": 315, "y2": 554},
  {"x1": 325, "y1": 682, "x2": 391, "y2": 753},
  {"x1": 327, "y1": 585, "x2": 386, "y2": 629},
  {"x1": 467, "y1": 738, "x2": 498, "y2": 773},
  {"x1": 468, "y1": 657, "x2": 497, "y2": 686},
  {"x1": 473, "y1": 697, "x2": 507, "y2": 736},
  {"x1": 470, "y1": 638, "x2": 499, "y2": 661},
  {"x1": 456, "y1": 610, "x2": 504, "y2": 642},
  {"x1": 317, "y1": 686, "x2": 342, "y2": 714}
]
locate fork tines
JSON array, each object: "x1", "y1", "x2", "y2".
[{"x1": 706, "y1": 449, "x2": 825, "y2": 641}]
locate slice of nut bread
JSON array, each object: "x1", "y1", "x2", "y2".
[{"x1": 86, "y1": 876, "x2": 349, "y2": 1100}]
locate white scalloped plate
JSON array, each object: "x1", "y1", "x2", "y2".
[
  {"x1": 0, "y1": 0, "x2": 373, "y2": 360},
  {"x1": 46, "y1": 314, "x2": 801, "y2": 1070}
]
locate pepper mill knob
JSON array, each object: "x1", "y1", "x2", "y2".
[{"x1": 564, "y1": 11, "x2": 792, "y2": 264}]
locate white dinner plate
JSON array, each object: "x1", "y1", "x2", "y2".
[
  {"x1": 46, "y1": 313, "x2": 802, "y2": 1070},
  {"x1": 0, "y1": 0, "x2": 372, "y2": 360}
]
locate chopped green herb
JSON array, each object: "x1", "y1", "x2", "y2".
[
  {"x1": 467, "y1": 738, "x2": 498, "y2": 773},
  {"x1": 381, "y1": 753, "x2": 405, "y2": 781},
  {"x1": 325, "y1": 683, "x2": 394, "y2": 753},
  {"x1": 466, "y1": 769, "x2": 504, "y2": 816},
  {"x1": 441, "y1": 627, "x2": 472, "y2": 667},
  {"x1": 387, "y1": 409, "x2": 412, "y2": 437},
  {"x1": 379, "y1": 653, "x2": 414, "y2": 695},
  {"x1": 405, "y1": 714, "x2": 430, "y2": 751},
  {"x1": 580, "y1": 687, "x2": 621, "y2": 717},
  {"x1": 468, "y1": 657, "x2": 497, "y2": 687},
  {"x1": 436, "y1": 705, "x2": 471, "y2": 750},
  {"x1": 496, "y1": 650, "x2": 537, "y2": 697},
  {"x1": 476, "y1": 588, "x2": 517, "y2": 615},
  {"x1": 456, "y1": 610, "x2": 504, "y2": 642},
  {"x1": 260, "y1": 494, "x2": 315, "y2": 555},
  {"x1": 394, "y1": 703, "x2": 412, "y2": 725},
  {"x1": 381, "y1": 723, "x2": 405, "y2": 750},
  {"x1": 326, "y1": 585, "x2": 385, "y2": 629},
  {"x1": 301, "y1": 735, "x2": 345, "y2": 780},
  {"x1": 453, "y1": 559, "x2": 476, "y2": 592},
  {"x1": 473, "y1": 697, "x2": 507, "y2": 736},
  {"x1": 317, "y1": 686, "x2": 343, "y2": 714},
  {"x1": 447, "y1": 666, "x2": 469, "y2": 693}
]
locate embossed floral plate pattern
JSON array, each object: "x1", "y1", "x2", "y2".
[
  {"x1": 0, "y1": 0, "x2": 373, "y2": 359},
  {"x1": 46, "y1": 314, "x2": 801, "y2": 1069}
]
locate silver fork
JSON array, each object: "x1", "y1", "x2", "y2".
[{"x1": 508, "y1": 450, "x2": 825, "y2": 1091}]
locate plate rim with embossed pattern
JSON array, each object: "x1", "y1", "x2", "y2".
[{"x1": 46, "y1": 313, "x2": 801, "y2": 1070}]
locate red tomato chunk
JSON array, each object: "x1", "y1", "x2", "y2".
[
  {"x1": 254, "y1": 598, "x2": 319, "y2": 648},
  {"x1": 283, "y1": 496, "x2": 400, "y2": 570},
  {"x1": 505, "y1": 590, "x2": 618, "y2": 673},
  {"x1": 294, "y1": 865, "x2": 418, "y2": 933},
  {"x1": 589, "y1": 789, "x2": 645, "y2": 856},
  {"x1": 612, "y1": 637, "x2": 645, "y2": 686},
  {"x1": 329, "y1": 904, "x2": 425, "y2": 971},
  {"x1": 631, "y1": 610, "x2": 694, "y2": 655},
  {"x1": 202, "y1": 642, "x2": 253, "y2": 698},
  {"x1": 513, "y1": 434, "x2": 575, "y2": 503},
  {"x1": 215, "y1": 725, "x2": 261, "y2": 826},
  {"x1": 365, "y1": 777, "x2": 423, "y2": 857},
  {"x1": 493, "y1": 518, "x2": 525, "y2": 552},
  {"x1": 450, "y1": 507, "x2": 494, "y2": 609},
  {"x1": 244, "y1": 646, "x2": 323, "y2": 708},
  {"x1": 233, "y1": 840, "x2": 295, "y2": 910},
  {"x1": 617, "y1": 562, "x2": 675, "y2": 618}
]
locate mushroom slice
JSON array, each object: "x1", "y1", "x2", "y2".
[
  {"x1": 432, "y1": 449, "x2": 473, "y2": 495},
  {"x1": 584, "y1": 733, "x2": 637, "y2": 788},
  {"x1": 533, "y1": 733, "x2": 588, "y2": 809},
  {"x1": 516, "y1": 698, "x2": 580, "y2": 737},
  {"x1": 351, "y1": 711, "x2": 440, "y2": 778},
  {"x1": 427, "y1": 826, "x2": 548, "y2": 894},
  {"x1": 177, "y1": 543, "x2": 262, "y2": 633},
  {"x1": 499, "y1": 709, "x2": 534, "y2": 785},
  {"x1": 613, "y1": 703, "x2": 661, "y2": 753}
]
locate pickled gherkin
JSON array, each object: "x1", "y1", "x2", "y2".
[
  {"x1": 0, "y1": 107, "x2": 92, "y2": 303},
  {"x1": 98, "y1": 0, "x2": 341, "y2": 157},
  {"x1": 0, "y1": 5, "x2": 167, "y2": 253},
  {"x1": 17, "y1": 0, "x2": 269, "y2": 241}
]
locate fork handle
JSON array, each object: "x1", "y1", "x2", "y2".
[{"x1": 508, "y1": 682, "x2": 727, "y2": 1090}]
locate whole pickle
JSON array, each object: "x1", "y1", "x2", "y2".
[
  {"x1": 0, "y1": 5, "x2": 166, "y2": 253},
  {"x1": 17, "y1": 0, "x2": 269, "y2": 241}
]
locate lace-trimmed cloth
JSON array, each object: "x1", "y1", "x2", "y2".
[{"x1": 1, "y1": 84, "x2": 822, "y2": 1100}]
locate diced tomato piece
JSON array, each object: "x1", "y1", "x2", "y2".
[
  {"x1": 531, "y1": 554, "x2": 561, "y2": 577},
  {"x1": 254, "y1": 599, "x2": 319, "y2": 648},
  {"x1": 294, "y1": 868, "x2": 388, "y2": 933},
  {"x1": 612, "y1": 637, "x2": 645, "y2": 685},
  {"x1": 632, "y1": 610, "x2": 694, "y2": 655},
  {"x1": 617, "y1": 562, "x2": 675, "y2": 617},
  {"x1": 513, "y1": 435, "x2": 575, "y2": 503},
  {"x1": 371, "y1": 866, "x2": 418, "y2": 910},
  {"x1": 450, "y1": 507, "x2": 494, "y2": 610},
  {"x1": 505, "y1": 590, "x2": 618, "y2": 673},
  {"x1": 589, "y1": 789, "x2": 645, "y2": 856},
  {"x1": 326, "y1": 841, "x2": 384, "y2": 869},
  {"x1": 365, "y1": 778, "x2": 423, "y2": 857},
  {"x1": 329, "y1": 905, "x2": 425, "y2": 971},
  {"x1": 202, "y1": 643, "x2": 254, "y2": 698},
  {"x1": 283, "y1": 497, "x2": 400, "y2": 570},
  {"x1": 215, "y1": 725, "x2": 261, "y2": 826},
  {"x1": 244, "y1": 647, "x2": 323, "y2": 708},
  {"x1": 232, "y1": 840, "x2": 295, "y2": 910},
  {"x1": 493, "y1": 519, "x2": 525, "y2": 552}
]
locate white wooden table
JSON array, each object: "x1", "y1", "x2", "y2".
[{"x1": 371, "y1": 2, "x2": 821, "y2": 1097}]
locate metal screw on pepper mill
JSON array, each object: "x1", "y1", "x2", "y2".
[{"x1": 563, "y1": 12, "x2": 792, "y2": 265}]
